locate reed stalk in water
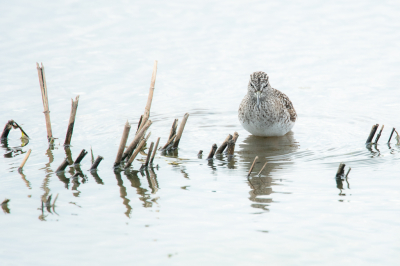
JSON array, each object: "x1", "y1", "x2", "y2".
[
  {"x1": 150, "y1": 137, "x2": 160, "y2": 164},
  {"x1": 125, "y1": 139, "x2": 147, "y2": 169},
  {"x1": 226, "y1": 139, "x2": 236, "y2": 156},
  {"x1": 366, "y1": 124, "x2": 378, "y2": 144},
  {"x1": 172, "y1": 113, "x2": 189, "y2": 149},
  {"x1": 216, "y1": 134, "x2": 232, "y2": 154},
  {"x1": 336, "y1": 163, "x2": 346, "y2": 177},
  {"x1": 18, "y1": 149, "x2": 32, "y2": 171},
  {"x1": 248, "y1": 156, "x2": 258, "y2": 177},
  {"x1": 257, "y1": 161, "x2": 268, "y2": 176},
  {"x1": 207, "y1": 144, "x2": 218, "y2": 159},
  {"x1": 138, "y1": 61, "x2": 158, "y2": 132},
  {"x1": 36, "y1": 63, "x2": 53, "y2": 142},
  {"x1": 345, "y1": 167, "x2": 351, "y2": 178},
  {"x1": 122, "y1": 120, "x2": 152, "y2": 161},
  {"x1": 90, "y1": 156, "x2": 104, "y2": 171},
  {"x1": 388, "y1": 127, "x2": 396, "y2": 143},
  {"x1": 144, "y1": 142, "x2": 154, "y2": 167},
  {"x1": 114, "y1": 121, "x2": 131, "y2": 167},
  {"x1": 374, "y1": 125, "x2": 384, "y2": 144},
  {"x1": 74, "y1": 149, "x2": 88, "y2": 165},
  {"x1": 64, "y1": 96, "x2": 80, "y2": 146}
]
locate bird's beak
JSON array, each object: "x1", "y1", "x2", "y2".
[{"x1": 256, "y1": 91, "x2": 261, "y2": 109}]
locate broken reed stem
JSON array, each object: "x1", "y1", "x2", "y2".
[
  {"x1": 90, "y1": 156, "x2": 104, "y2": 171},
  {"x1": 144, "y1": 142, "x2": 154, "y2": 167},
  {"x1": 388, "y1": 127, "x2": 396, "y2": 143},
  {"x1": 74, "y1": 149, "x2": 88, "y2": 164},
  {"x1": 207, "y1": 144, "x2": 218, "y2": 159},
  {"x1": 172, "y1": 113, "x2": 189, "y2": 149},
  {"x1": 36, "y1": 62, "x2": 53, "y2": 142},
  {"x1": 226, "y1": 139, "x2": 235, "y2": 156},
  {"x1": 138, "y1": 60, "x2": 158, "y2": 132},
  {"x1": 216, "y1": 134, "x2": 232, "y2": 154},
  {"x1": 366, "y1": 124, "x2": 379, "y2": 144},
  {"x1": 18, "y1": 149, "x2": 32, "y2": 170},
  {"x1": 56, "y1": 158, "x2": 70, "y2": 172},
  {"x1": 122, "y1": 120, "x2": 152, "y2": 161},
  {"x1": 336, "y1": 163, "x2": 346, "y2": 177},
  {"x1": 257, "y1": 161, "x2": 268, "y2": 176},
  {"x1": 345, "y1": 167, "x2": 351, "y2": 178},
  {"x1": 125, "y1": 139, "x2": 147, "y2": 168},
  {"x1": 64, "y1": 95, "x2": 80, "y2": 146},
  {"x1": 248, "y1": 156, "x2": 258, "y2": 177},
  {"x1": 1, "y1": 120, "x2": 13, "y2": 139},
  {"x1": 161, "y1": 134, "x2": 176, "y2": 150},
  {"x1": 114, "y1": 121, "x2": 131, "y2": 167},
  {"x1": 150, "y1": 137, "x2": 160, "y2": 164},
  {"x1": 374, "y1": 125, "x2": 384, "y2": 144}
]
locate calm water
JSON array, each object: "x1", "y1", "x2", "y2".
[{"x1": 1, "y1": 0, "x2": 400, "y2": 265}]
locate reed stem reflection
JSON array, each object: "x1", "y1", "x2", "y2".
[
  {"x1": 114, "y1": 171, "x2": 132, "y2": 218},
  {"x1": 124, "y1": 170, "x2": 153, "y2": 208}
]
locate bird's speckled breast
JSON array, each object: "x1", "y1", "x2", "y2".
[{"x1": 238, "y1": 88, "x2": 296, "y2": 137}]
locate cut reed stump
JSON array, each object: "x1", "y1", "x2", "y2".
[
  {"x1": 374, "y1": 125, "x2": 384, "y2": 144},
  {"x1": 172, "y1": 113, "x2": 189, "y2": 149},
  {"x1": 226, "y1": 139, "x2": 235, "y2": 156},
  {"x1": 74, "y1": 149, "x2": 88, "y2": 165},
  {"x1": 122, "y1": 120, "x2": 152, "y2": 161},
  {"x1": 388, "y1": 128, "x2": 396, "y2": 143},
  {"x1": 125, "y1": 139, "x2": 147, "y2": 169},
  {"x1": 36, "y1": 63, "x2": 53, "y2": 142},
  {"x1": 114, "y1": 121, "x2": 131, "y2": 167},
  {"x1": 150, "y1": 137, "x2": 160, "y2": 164},
  {"x1": 336, "y1": 163, "x2": 346, "y2": 177},
  {"x1": 207, "y1": 144, "x2": 218, "y2": 159},
  {"x1": 226, "y1": 132, "x2": 239, "y2": 156},
  {"x1": 138, "y1": 61, "x2": 158, "y2": 132},
  {"x1": 366, "y1": 124, "x2": 379, "y2": 144},
  {"x1": 64, "y1": 96, "x2": 80, "y2": 146},
  {"x1": 257, "y1": 161, "x2": 268, "y2": 176},
  {"x1": 248, "y1": 156, "x2": 258, "y2": 177},
  {"x1": 18, "y1": 149, "x2": 31, "y2": 172},
  {"x1": 216, "y1": 134, "x2": 232, "y2": 154},
  {"x1": 232, "y1": 132, "x2": 239, "y2": 143},
  {"x1": 90, "y1": 156, "x2": 104, "y2": 171},
  {"x1": 56, "y1": 158, "x2": 71, "y2": 172},
  {"x1": 144, "y1": 142, "x2": 154, "y2": 168}
]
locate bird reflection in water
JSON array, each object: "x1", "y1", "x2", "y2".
[{"x1": 238, "y1": 132, "x2": 298, "y2": 211}]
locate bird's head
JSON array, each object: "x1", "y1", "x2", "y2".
[{"x1": 248, "y1": 71, "x2": 270, "y2": 108}]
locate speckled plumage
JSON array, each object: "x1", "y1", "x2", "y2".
[{"x1": 238, "y1": 71, "x2": 297, "y2": 137}]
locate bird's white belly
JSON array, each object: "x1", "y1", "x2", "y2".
[{"x1": 240, "y1": 118, "x2": 294, "y2": 137}]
